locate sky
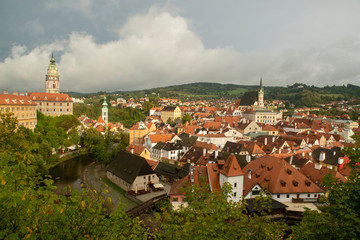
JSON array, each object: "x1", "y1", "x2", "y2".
[{"x1": 1, "y1": 0, "x2": 360, "y2": 93}]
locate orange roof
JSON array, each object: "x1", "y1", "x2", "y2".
[
  {"x1": 149, "y1": 134, "x2": 173, "y2": 143},
  {"x1": 243, "y1": 156, "x2": 325, "y2": 195},
  {"x1": 126, "y1": 144, "x2": 147, "y2": 155},
  {"x1": 207, "y1": 163, "x2": 221, "y2": 192},
  {"x1": 220, "y1": 154, "x2": 244, "y2": 177},
  {"x1": 0, "y1": 94, "x2": 36, "y2": 106},
  {"x1": 28, "y1": 92, "x2": 72, "y2": 102},
  {"x1": 97, "y1": 116, "x2": 105, "y2": 124},
  {"x1": 146, "y1": 159, "x2": 159, "y2": 170}
]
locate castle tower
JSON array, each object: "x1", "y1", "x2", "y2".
[
  {"x1": 102, "y1": 96, "x2": 108, "y2": 127},
  {"x1": 45, "y1": 53, "x2": 60, "y2": 93},
  {"x1": 258, "y1": 78, "x2": 264, "y2": 107}
]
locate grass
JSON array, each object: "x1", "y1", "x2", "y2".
[
  {"x1": 228, "y1": 88, "x2": 249, "y2": 95},
  {"x1": 102, "y1": 177, "x2": 127, "y2": 195}
]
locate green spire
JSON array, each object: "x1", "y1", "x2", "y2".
[{"x1": 102, "y1": 96, "x2": 108, "y2": 107}]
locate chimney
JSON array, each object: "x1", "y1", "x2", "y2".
[
  {"x1": 131, "y1": 148, "x2": 134, "y2": 154},
  {"x1": 214, "y1": 149, "x2": 218, "y2": 159},
  {"x1": 246, "y1": 155, "x2": 251, "y2": 163},
  {"x1": 306, "y1": 138, "x2": 309, "y2": 143},
  {"x1": 12, "y1": 92, "x2": 18, "y2": 96},
  {"x1": 248, "y1": 169, "x2": 252, "y2": 179},
  {"x1": 315, "y1": 163, "x2": 321, "y2": 170},
  {"x1": 278, "y1": 149, "x2": 281, "y2": 154},
  {"x1": 190, "y1": 163, "x2": 195, "y2": 186},
  {"x1": 289, "y1": 155, "x2": 293, "y2": 165},
  {"x1": 302, "y1": 152, "x2": 305, "y2": 157},
  {"x1": 203, "y1": 148, "x2": 207, "y2": 157},
  {"x1": 338, "y1": 157, "x2": 344, "y2": 165},
  {"x1": 333, "y1": 151, "x2": 336, "y2": 156},
  {"x1": 272, "y1": 136, "x2": 275, "y2": 143},
  {"x1": 264, "y1": 137, "x2": 267, "y2": 145}
]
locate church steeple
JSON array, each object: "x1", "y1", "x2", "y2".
[
  {"x1": 45, "y1": 53, "x2": 60, "y2": 93},
  {"x1": 102, "y1": 96, "x2": 108, "y2": 127},
  {"x1": 258, "y1": 78, "x2": 264, "y2": 107}
]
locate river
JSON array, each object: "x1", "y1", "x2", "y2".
[{"x1": 49, "y1": 154, "x2": 94, "y2": 195}]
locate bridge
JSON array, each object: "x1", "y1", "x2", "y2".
[{"x1": 125, "y1": 193, "x2": 169, "y2": 218}]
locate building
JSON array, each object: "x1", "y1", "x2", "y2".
[
  {"x1": 129, "y1": 122, "x2": 156, "y2": 145},
  {"x1": 28, "y1": 54, "x2": 73, "y2": 116},
  {"x1": 0, "y1": 92, "x2": 37, "y2": 130},
  {"x1": 102, "y1": 96, "x2": 108, "y2": 127},
  {"x1": 238, "y1": 78, "x2": 264, "y2": 108},
  {"x1": 28, "y1": 92, "x2": 73, "y2": 116},
  {"x1": 106, "y1": 150, "x2": 159, "y2": 193},
  {"x1": 45, "y1": 53, "x2": 60, "y2": 93},
  {"x1": 160, "y1": 106, "x2": 182, "y2": 122},
  {"x1": 242, "y1": 109, "x2": 282, "y2": 125}
]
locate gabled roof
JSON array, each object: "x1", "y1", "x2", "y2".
[
  {"x1": 178, "y1": 132, "x2": 198, "y2": 147},
  {"x1": 222, "y1": 141, "x2": 248, "y2": 154},
  {"x1": 220, "y1": 154, "x2": 244, "y2": 177},
  {"x1": 242, "y1": 155, "x2": 324, "y2": 195},
  {"x1": 107, "y1": 150, "x2": 155, "y2": 184},
  {"x1": 169, "y1": 165, "x2": 208, "y2": 195},
  {"x1": 126, "y1": 145, "x2": 147, "y2": 155},
  {"x1": 312, "y1": 147, "x2": 344, "y2": 166},
  {"x1": 154, "y1": 162, "x2": 189, "y2": 179}
]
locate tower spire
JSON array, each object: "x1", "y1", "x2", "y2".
[
  {"x1": 260, "y1": 77, "x2": 263, "y2": 90},
  {"x1": 45, "y1": 53, "x2": 60, "y2": 93}
]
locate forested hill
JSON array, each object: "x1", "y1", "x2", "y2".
[{"x1": 68, "y1": 82, "x2": 360, "y2": 105}]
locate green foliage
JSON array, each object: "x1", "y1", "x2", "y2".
[
  {"x1": 142, "y1": 101, "x2": 154, "y2": 115},
  {"x1": 182, "y1": 113, "x2": 191, "y2": 124},
  {"x1": 291, "y1": 133, "x2": 360, "y2": 239},
  {"x1": 0, "y1": 113, "x2": 149, "y2": 239},
  {"x1": 156, "y1": 180, "x2": 286, "y2": 239}
]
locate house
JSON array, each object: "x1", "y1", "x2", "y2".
[
  {"x1": 28, "y1": 92, "x2": 73, "y2": 117},
  {"x1": 311, "y1": 147, "x2": 345, "y2": 171},
  {"x1": 242, "y1": 156, "x2": 325, "y2": 202},
  {"x1": 151, "y1": 142, "x2": 184, "y2": 162},
  {"x1": 129, "y1": 121, "x2": 156, "y2": 145},
  {"x1": 106, "y1": 150, "x2": 159, "y2": 193},
  {"x1": 160, "y1": 106, "x2": 182, "y2": 122},
  {"x1": 237, "y1": 121, "x2": 262, "y2": 135},
  {"x1": 0, "y1": 92, "x2": 37, "y2": 131},
  {"x1": 126, "y1": 144, "x2": 151, "y2": 159}
]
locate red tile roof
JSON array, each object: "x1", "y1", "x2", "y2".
[
  {"x1": 0, "y1": 94, "x2": 37, "y2": 106},
  {"x1": 28, "y1": 92, "x2": 72, "y2": 102},
  {"x1": 220, "y1": 154, "x2": 244, "y2": 177}
]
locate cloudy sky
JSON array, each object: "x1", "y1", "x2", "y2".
[{"x1": 1, "y1": 0, "x2": 360, "y2": 93}]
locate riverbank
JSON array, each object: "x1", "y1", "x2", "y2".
[
  {"x1": 47, "y1": 148, "x2": 88, "y2": 169},
  {"x1": 84, "y1": 162, "x2": 139, "y2": 211}
]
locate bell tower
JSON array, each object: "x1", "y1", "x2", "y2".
[
  {"x1": 258, "y1": 78, "x2": 264, "y2": 107},
  {"x1": 102, "y1": 96, "x2": 108, "y2": 127},
  {"x1": 45, "y1": 53, "x2": 60, "y2": 93}
]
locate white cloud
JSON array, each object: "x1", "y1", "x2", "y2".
[{"x1": 1, "y1": 7, "x2": 360, "y2": 94}]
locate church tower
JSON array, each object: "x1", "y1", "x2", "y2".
[
  {"x1": 45, "y1": 53, "x2": 60, "y2": 93},
  {"x1": 102, "y1": 96, "x2": 108, "y2": 127},
  {"x1": 258, "y1": 78, "x2": 264, "y2": 107}
]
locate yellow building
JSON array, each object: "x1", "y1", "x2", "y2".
[
  {"x1": 28, "y1": 92, "x2": 73, "y2": 117},
  {"x1": 0, "y1": 92, "x2": 37, "y2": 131},
  {"x1": 129, "y1": 122, "x2": 156, "y2": 145},
  {"x1": 160, "y1": 106, "x2": 181, "y2": 122}
]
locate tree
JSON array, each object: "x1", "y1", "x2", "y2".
[
  {"x1": 142, "y1": 101, "x2": 154, "y2": 115},
  {"x1": 182, "y1": 113, "x2": 191, "y2": 124},
  {"x1": 291, "y1": 133, "x2": 360, "y2": 239},
  {"x1": 0, "y1": 112, "x2": 150, "y2": 239},
  {"x1": 156, "y1": 179, "x2": 286, "y2": 239}
]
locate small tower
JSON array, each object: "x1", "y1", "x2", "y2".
[
  {"x1": 258, "y1": 78, "x2": 264, "y2": 107},
  {"x1": 45, "y1": 53, "x2": 60, "y2": 93},
  {"x1": 102, "y1": 96, "x2": 108, "y2": 127}
]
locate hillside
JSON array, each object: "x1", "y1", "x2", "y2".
[{"x1": 67, "y1": 82, "x2": 360, "y2": 106}]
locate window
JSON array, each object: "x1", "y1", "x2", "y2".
[
  {"x1": 277, "y1": 194, "x2": 280, "y2": 198},
  {"x1": 307, "y1": 194, "x2": 310, "y2": 198},
  {"x1": 286, "y1": 194, "x2": 290, "y2": 198},
  {"x1": 234, "y1": 192, "x2": 237, "y2": 197},
  {"x1": 234, "y1": 183, "x2": 237, "y2": 188},
  {"x1": 252, "y1": 190, "x2": 260, "y2": 195}
]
